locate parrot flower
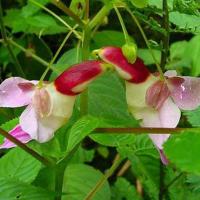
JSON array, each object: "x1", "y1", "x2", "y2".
[
  {"x1": 96, "y1": 46, "x2": 200, "y2": 164},
  {"x1": 0, "y1": 61, "x2": 105, "y2": 148}
]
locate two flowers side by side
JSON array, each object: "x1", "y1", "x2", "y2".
[{"x1": 1, "y1": 46, "x2": 200, "y2": 164}]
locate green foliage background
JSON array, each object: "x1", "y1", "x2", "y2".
[{"x1": 0, "y1": 0, "x2": 200, "y2": 200}]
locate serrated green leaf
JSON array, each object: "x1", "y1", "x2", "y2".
[
  {"x1": 4, "y1": 8, "x2": 67, "y2": 35},
  {"x1": 169, "y1": 11, "x2": 200, "y2": 34},
  {"x1": 50, "y1": 48, "x2": 78, "y2": 80},
  {"x1": 129, "y1": 0, "x2": 148, "y2": 8},
  {"x1": 0, "y1": 148, "x2": 42, "y2": 183},
  {"x1": 0, "y1": 177, "x2": 54, "y2": 200},
  {"x1": 111, "y1": 177, "x2": 141, "y2": 200},
  {"x1": 88, "y1": 71, "x2": 138, "y2": 126},
  {"x1": 185, "y1": 35, "x2": 200, "y2": 76},
  {"x1": 117, "y1": 135, "x2": 159, "y2": 199},
  {"x1": 63, "y1": 164, "x2": 111, "y2": 200},
  {"x1": 90, "y1": 133, "x2": 135, "y2": 147},
  {"x1": 92, "y1": 31, "x2": 125, "y2": 48},
  {"x1": 164, "y1": 131, "x2": 200, "y2": 173},
  {"x1": 22, "y1": 0, "x2": 50, "y2": 17},
  {"x1": 69, "y1": 146, "x2": 95, "y2": 164},
  {"x1": 66, "y1": 116, "x2": 99, "y2": 152},
  {"x1": 184, "y1": 107, "x2": 200, "y2": 127},
  {"x1": 138, "y1": 48, "x2": 161, "y2": 65},
  {"x1": 0, "y1": 118, "x2": 19, "y2": 144}
]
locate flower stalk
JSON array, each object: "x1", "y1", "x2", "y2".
[{"x1": 0, "y1": 127, "x2": 54, "y2": 166}]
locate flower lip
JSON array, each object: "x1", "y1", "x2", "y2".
[
  {"x1": 54, "y1": 60, "x2": 104, "y2": 95},
  {"x1": 96, "y1": 46, "x2": 150, "y2": 83}
]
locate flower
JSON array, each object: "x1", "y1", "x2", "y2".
[
  {"x1": 96, "y1": 46, "x2": 200, "y2": 164},
  {"x1": 0, "y1": 61, "x2": 105, "y2": 148}
]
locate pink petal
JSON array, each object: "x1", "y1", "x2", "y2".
[
  {"x1": 146, "y1": 80, "x2": 170, "y2": 109},
  {"x1": 20, "y1": 104, "x2": 38, "y2": 140},
  {"x1": 159, "y1": 149, "x2": 169, "y2": 165},
  {"x1": 167, "y1": 76, "x2": 200, "y2": 110},
  {"x1": 148, "y1": 98, "x2": 181, "y2": 149},
  {"x1": 0, "y1": 125, "x2": 32, "y2": 149},
  {"x1": 0, "y1": 77, "x2": 36, "y2": 107},
  {"x1": 20, "y1": 104, "x2": 65, "y2": 143}
]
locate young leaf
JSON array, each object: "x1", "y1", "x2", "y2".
[
  {"x1": 66, "y1": 116, "x2": 99, "y2": 152},
  {"x1": 111, "y1": 177, "x2": 141, "y2": 200},
  {"x1": 63, "y1": 164, "x2": 111, "y2": 200},
  {"x1": 164, "y1": 131, "x2": 200, "y2": 173},
  {"x1": 0, "y1": 177, "x2": 54, "y2": 200},
  {"x1": 0, "y1": 147, "x2": 41, "y2": 183}
]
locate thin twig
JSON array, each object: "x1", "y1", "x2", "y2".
[
  {"x1": 39, "y1": 24, "x2": 78, "y2": 85},
  {"x1": 7, "y1": 39, "x2": 60, "y2": 74},
  {"x1": 51, "y1": 0, "x2": 85, "y2": 27},
  {"x1": 54, "y1": 143, "x2": 80, "y2": 200},
  {"x1": 0, "y1": 1, "x2": 25, "y2": 77},
  {"x1": 117, "y1": 160, "x2": 131, "y2": 176},
  {"x1": 94, "y1": 127, "x2": 194, "y2": 134},
  {"x1": 0, "y1": 127, "x2": 53, "y2": 166},
  {"x1": 84, "y1": 154, "x2": 122, "y2": 200}
]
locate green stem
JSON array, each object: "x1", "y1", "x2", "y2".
[
  {"x1": 163, "y1": 172, "x2": 184, "y2": 192},
  {"x1": 39, "y1": 25, "x2": 78, "y2": 86},
  {"x1": 159, "y1": 161, "x2": 165, "y2": 200},
  {"x1": 160, "y1": 0, "x2": 170, "y2": 70},
  {"x1": 54, "y1": 144, "x2": 80, "y2": 200},
  {"x1": 8, "y1": 39, "x2": 60, "y2": 74},
  {"x1": 94, "y1": 127, "x2": 199, "y2": 134},
  {"x1": 85, "y1": 0, "x2": 90, "y2": 20},
  {"x1": 125, "y1": 7, "x2": 165, "y2": 81},
  {"x1": 0, "y1": 127, "x2": 53, "y2": 166},
  {"x1": 30, "y1": 0, "x2": 81, "y2": 39},
  {"x1": 51, "y1": 0, "x2": 85, "y2": 27},
  {"x1": 0, "y1": 1, "x2": 25, "y2": 77},
  {"x1": 80, "y1": 26, "x2": 91, "y2": 116},
  {"x1": 114, "y1": 6, "x2": 129, "y2": 43},
  {"x1": 88, "y1": 5, "x2": 111, "y2": 30},
  {"x1": 84, "y1": 154, "x2": 122, "y2": 200}
]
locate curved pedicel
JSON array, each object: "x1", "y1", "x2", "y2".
[
  {"x1": 54, "y1": 60, "x2": 104, "y2": 95},
  {"x1": 97, "y1": 46, "x2": 150, "y2": 83}
]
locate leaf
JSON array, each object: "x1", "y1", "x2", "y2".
[
  {"x1": 92, "y1": 31, "x2": 125, "y2": 49},
  {"x1": 183, "y1": 107, "x2": 200, "y2": 127},
  {"x1": 90, "y1": 133, "x2": 135, "y2": 147},
  {"x1": 69, "y1": 146, "x2": 95, "y2": 164},
  {"x1": 169, "y1": 11, "x2": 200, "y2": 34},
  {"x1": 164, "y1": 131, "x2": 200, "y2": 173},
  {"x1": 63, "y1": 164, "x2": 111, "y2": 200},
  {"x1": 186, "y1": 174, "x2": 200, "y2": 193},
  {"x1": 111, "y1": 177, "x2": 141, "y2": 200},
  {"x1": 50, "y1": 48, "x2": 78, "y2": 80},
  {"x1": 22, "y1": 0, "x2": 50, "y2": 17},
  {"x1": 66, "y1": 116, "x2": 99, "y2": 152},
  {"x1": 4, "y1": 9, "x2": 67, "y2": 35},
  {"x1": 0, "y1": 177, "x2": 54, "y2": 200},
  {"x1": 129, "y1": 0, "x2": 148, "y2": 8},
  {"x1": 138, "y1": 48, "x2": 161, "y2": 65},
  {"x1": 88, "y1": 71, "x2": 138, "y2": 126},
  {"x1": 0, "y1": 147, "x2": 41, "y2": 183},
  {"x1": 185, "y1": 35, "x2": 200, "y2": 76},
  {"x1": 117, "y1": 135, "x2": 160, "y2": 199},
  {"x1": 0, "y1": 118, "x2": 19, "y2": 144}
]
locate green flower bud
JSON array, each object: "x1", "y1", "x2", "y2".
[{"x1": 122, "y1": 42, "x2": 138, "y2": 64}]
